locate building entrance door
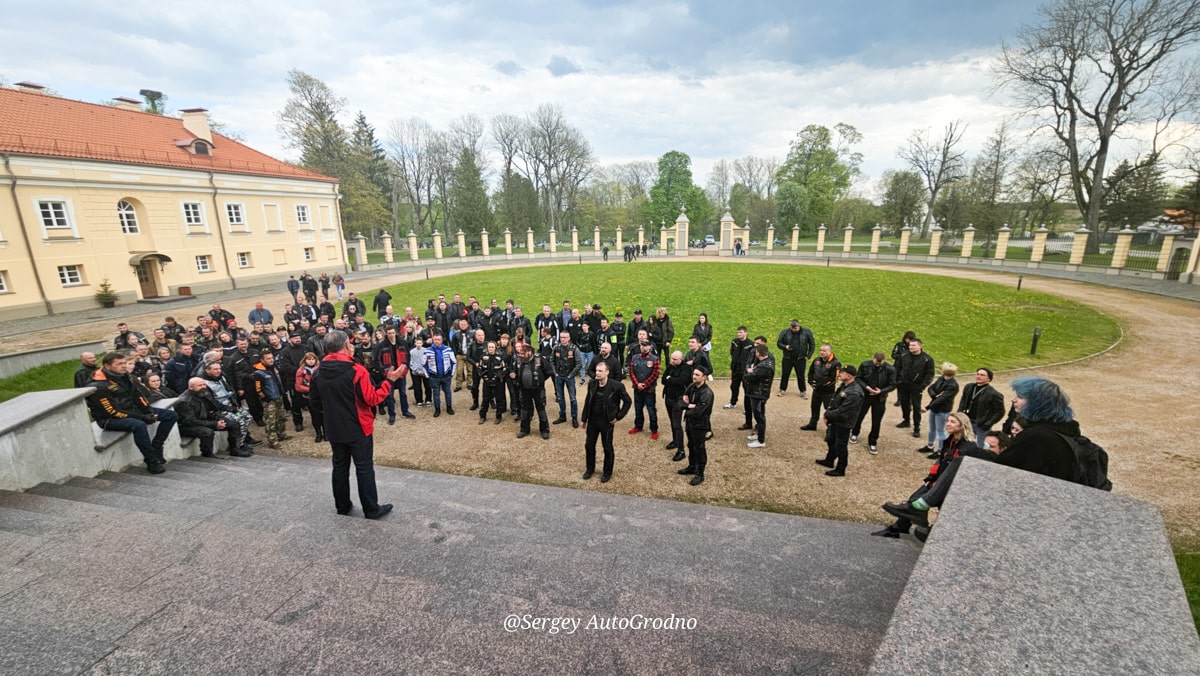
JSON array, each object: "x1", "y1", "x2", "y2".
[{"x1": 136, "y1": 260, "x2": 159, "y2": 298}]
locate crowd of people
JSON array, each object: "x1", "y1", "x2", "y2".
[{"x1": 74, "y1": 271, "x2": 1104, "y2": 529}]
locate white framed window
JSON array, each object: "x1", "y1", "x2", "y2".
[
  {"x1": 0, "y1": 271, "x2": 8, "y2": 293},
  {"x1": 39, "y1": 201, "x2": 70, "y2": 229},
  {"x1": 225, "y1": 203, "x2": 247, "y2": 232},
  {"x1": 182, "y1": 201, "x2": 208, "y2": 234},
  {"x1": 118, "y1": 200, "x2": 140, "y2": 235},
  {"x1": 295, "y1": 204, "x2": 311, "y2": 229},
  {"x1": 57, "y1": 265, "x2": 82, "y2": 286},
  {"x1": 35, "y1": 198, "x2": 80, "y2": 238},
  {"x1": 303, "y1": 247, "x2": 314, "y2": 262},
  {"x1": 237, "y1": 252, "x2": 251, "y2": 268},
  {"x1": 195, "y1": 255, "x2": 212, "y2": 273}
]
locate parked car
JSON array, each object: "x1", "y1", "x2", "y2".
[{"x1": 704, "y1": 235, "x2": 716, "y2": 245}]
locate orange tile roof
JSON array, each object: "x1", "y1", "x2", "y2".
[{"x1": 0, "y1": 87, "x2": 335, "y2": 183}]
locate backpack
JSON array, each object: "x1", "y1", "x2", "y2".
[{"x1": 1054, "y1": 431, "x2": 1113, "y2": 491}]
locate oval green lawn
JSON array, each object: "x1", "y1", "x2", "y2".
[{"x1": 379, "y1": 262, "x2": 1120, "y2": 372}]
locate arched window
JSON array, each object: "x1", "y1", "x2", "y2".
[{"x1": 118, "y1": 200, "x2": 140, "y2": 235}]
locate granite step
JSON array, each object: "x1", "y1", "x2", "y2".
[
  {"x1": 66, "y1": 475, "x2": 228, "y2": 502},
  {"x1": 26, "y1": 482, "x2": 233, "y2": 521}
]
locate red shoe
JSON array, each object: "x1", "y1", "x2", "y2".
[
  {"x1": 629, "y1": 427, "x2": 642, "y2": 434},
  {"x1": 651, "y1": 432, "x2": 659, "y2": 441}
]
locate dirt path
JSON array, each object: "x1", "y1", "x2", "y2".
[{"x1": 11, "y1": 262, "x2": 1198, "y2": 544}]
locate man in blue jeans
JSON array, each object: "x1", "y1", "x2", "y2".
[
  {"x1": 423, "y1": 332, "x2": 456, "y2": 417},
  {"x1": 551, "y1": 331, "x2": 582, "y2": 428},
  {"x1": 85, "y1": 351, "x2": 179, "y2": 474}
]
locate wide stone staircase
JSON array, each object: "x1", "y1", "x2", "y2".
[{"x1": 0, "y1": 454, "x2": 921, "y2": 674}]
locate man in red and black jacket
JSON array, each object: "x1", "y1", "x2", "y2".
[{"x1": 310, "y1": 331, "x2": 404, "y2": 520}]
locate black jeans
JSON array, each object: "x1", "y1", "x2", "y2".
[
  {"x1": 520, "y1": 387, "x2": 549, "y2": 433},
  {"x1": 748, "y1": 396, "x2": 767, "y2": 443},
  {"x1": 480, "y1": 380, "x2": 505, "y2": 419},
  {"x1": 686, "y1": 425, "x2": 708, "y2": 472},
  {"x1": 779, "y1": 358, "x2": 807, "y2": 392},
  {"x1": 822, "y1": 423, "x2": 852, "y2": 471},
  {"x1": 330, "y1": 435, "x2": 381, "y2": 515},
  {"x1": 584, "y1": 422, "x2": 615, "y2": 475},
  {"x1": 853, "y1": 395, "x2": 887, "y2": 445},
  {"x1": 809, "y1": 385, "x2": 834, "y2": 426},
  {"x1": 98, "y1": 408, "x2": 178, "y2": 465},
  {"x1": 666, "y1": 397, "x2": 685, "y2": 448},
  {"x1": 729, "y1": 371, "x2": 743, "y2": 405},
  {"x1": 898, "y1": 385, "x2": 923, "y2": 428}
]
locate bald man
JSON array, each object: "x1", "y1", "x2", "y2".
[{"x1": 74, "y1": 352, "x2": 98, "y2": 388}]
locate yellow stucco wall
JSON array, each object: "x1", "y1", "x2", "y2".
[{"x1": 0, "y1": 156, "x2": 344, "y2": 320}]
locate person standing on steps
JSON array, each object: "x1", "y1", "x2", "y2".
[
  {"x1": 580, "y1": 361, "x2": 632, "y2": 483},
  {"x1": 310, "y1": 331, "x2": 404, "y2": 520},
  {"x1": 678, "y1": 366, "x2": 714, "y2": 485}
]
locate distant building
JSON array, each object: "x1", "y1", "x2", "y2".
[{"x1": 0, "y1": 84, "x2": 344, "y2": 321}]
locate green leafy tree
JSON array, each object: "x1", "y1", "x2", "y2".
[
  {"x1": 641, "y1": 150, "x2": 713, "y2": 235},
  {"x1": 277, "y1": 69, "x2": 349, "y2": 177},
  {"x1": 879, "y1": 170, "x2": 926, "y2": 235},
  {"x1": 449, "y1": 147, "x2": 493, "y2": 240},
  {"x1": 1101, "y1": 157, "x2": 1169, "y2": 230},
  {"x1": 494, "y1": 173, "x2": 541, "y2": 235},
  {"x1": 775, "y1": 123, "x2": 863, "y2": 231}
]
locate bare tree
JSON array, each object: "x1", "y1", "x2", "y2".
[
  {"x1": 616, "y1": 161, "x2": 657, "y2": 201},
  {"x1": 899, "y1": 121, "x2": 968, "y2": 236},
  {"x1": 706, "y1": 159, "x2": 732, "y2": 208},
  {"x1": 995, "y1": 0, "x2": 1200, "y2": 250},
  {"x1": 490, "y1": 113, "x2": 526, "y2": 178},
  {"x1": 448, "y1": 113, "x2": 487, "y2": 173},
  {"x1": 514, "y1": 104, "x2": 595, "y2": 236},
  {"x1": 733, "y1": 156, "x2": 770, "y2": 198},
  {"x1": 385, "y1": 117, "x2": 438, "y2": 236},
  {"x1": 1011, "y1": 144, "x2": 1069, "y2": 234}
]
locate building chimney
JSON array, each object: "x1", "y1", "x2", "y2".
[
  {"x1": 179, "y1": 108, "x2": 212, "y2": 143},
  {"x1": 14, "y1": 81, "x2": 46, "y2": 94},
  {"x1": 113, "y1": 97, "x2": 143, "y2": 112}
]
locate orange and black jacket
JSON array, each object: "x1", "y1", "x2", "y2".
[{"x1": 86, "y1": 369, "x2": 155, "y2": 422}]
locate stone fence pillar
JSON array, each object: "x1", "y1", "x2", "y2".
[
  {"x1": 1111, "y1": 228, "x2": 1135, "y2": 269},
  {"x1": 816, "y1": 225, "x2": 827, "y2": 253},
  {"x1": 929, "y1": 226, "x2": 944, "y2": 257},
  {"x1": 899, "y1": 227, "x2": 911, "y2": 256},
  {"x1": 1156, "y1": 235, "x2": 1177, "y2": 272},
  {"x1": 961, "y1": 226, "x2": 976, "y2": 258},
  {"x1": 408, "y1": 232, "x2": 419, "y2": 262},
  {"x1": 504, "y1": 228, "x2": 513, "y2": 258},
  {"x1": 791, "y1": 225, "x2": 800, "y2": 252},
  {"x1": 381, "y1": 233, "x2": 393, "y2": 263},
  {"x1": 870, "y1": 225, "x2": 882, "y2": 256},
  {"x1": 571, "y1": 227, "x2": 579, "y2": 253},
  {"x1": 432, "y1": 231, "x2": 443, "y2": 260},
  {"x1": 456, "y1": 230, "x2": 466, "y2": 258},
  {"x1": 766, "y1": 224, "x2": 776, "y2": 252},
  {"x1": 1069, "y1": 228, "x2": 1089, "y2": 265},
  {"x1": 1031, "y1": 226, "x2": 1049, "y2": 263},
  {"x1": 548, "y1": 230, "x2": 558, "y2": 254},
  {"x1": 525, "y1": 228, "x2": 535, "y2": 257},
  {"x1": 995, "y1": 226, "x2": 1011, "y2": 261},
  {"x1": 842, "y1": 225, "x2": 854, "y2": 254},
  {"x1": 481, "y1": 230, "x2": 491, "y2": 260}
]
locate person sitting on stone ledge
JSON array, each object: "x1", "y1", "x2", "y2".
[
  {"x1": 880, "y1": 376, "x2": 1092, "y2": 535},
  {"x1": 176, "y1": 377, "x2": 250, "y2": 458},
  {"x1": 85, "y1": 352, "x2": 179, "y2": 474},
  {"x1": 74, "y1": 351, "x2": 98, "y2": 388},
  {"x1": 875, "y1": 411, "x2": 994, "y2": 539}
]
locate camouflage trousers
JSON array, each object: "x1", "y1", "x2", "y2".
[{"x1": 263, "y1": 399, "x2": 288, "y2": 446}]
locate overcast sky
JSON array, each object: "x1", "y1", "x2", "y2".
[{"x1": 2, "y1": 0, "x2": 1054, "y2": 192}]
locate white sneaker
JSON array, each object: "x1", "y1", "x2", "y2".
[
  {"x1": 747, "y1": 440, "x2": 766, "y2": 448},
  {"x1": 723, "y1": 403, "x2": 736, "y2": 409},
  {"x1": 849, "y1": 435, "x2": 858, "y2": 444},
  {"x1": 777, "y1": 390, "x2": 785, "y2": 397},
  {"x1": 800, "y1": 391, "x2": 808, "y2": 399},
  {"x1": 869, "y1": 445, "x2": 878, "y2": 455},
  {"x1": 746, "y1": 434, "x2": 758, "y2": 441}
]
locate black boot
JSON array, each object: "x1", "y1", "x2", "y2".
[
  {"x1": 689, "y1": 473, "x2": 705, "y2": 486},
  {"x1": 314, "y1": 428, "x2": 324, "y2": 443},
  {"x1": 295, "y1": 421, "x2": 304, "y2": 432}
]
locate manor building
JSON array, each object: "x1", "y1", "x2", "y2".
[{"x1": 0, "y1": 84, "x2": 344, "y2": 321}]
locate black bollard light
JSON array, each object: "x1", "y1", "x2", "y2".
[
  {"x1": 1030, "y1": 326, "x2": 1042, "y2": 355},
  {"x1": 1017, "y1": 275, "x2": 1023, "y2": 291}
]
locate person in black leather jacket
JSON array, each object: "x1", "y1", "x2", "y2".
[
  {"x1": 817, "y1": 365, "x2": 865, "y2": 476},
  {"x1": 852, "y1": 352, "x2": 897, "y2": 454},
  {"x1": 579, "y1": 361, "x2": 632, "y2": 483}
]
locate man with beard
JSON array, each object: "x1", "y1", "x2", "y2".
[
  {"x1": 580, "y1": 361, "x2": 632, "y2": 484},
  {"x1": 957, "y1": 367, "x2": 1006, "y2": 444},
  {"x1": 776, "y1": 319, "x2": 815, "y2": 398},
  {"x1": 661, "y1": 350, "x2": 691, "y2": 460},
  {"x1": 852, "y1": 352, "x2": 897, "y2": 455},
  {"x1": 677, "y1": 366, "x2": 714, "y2": 485},
  {"x1": 816, "y1": 365, "x2": 864, "y2": 477},
  {"x1": 513, "y1": 341, "x2": 552, "y2": 440}
]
